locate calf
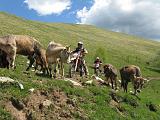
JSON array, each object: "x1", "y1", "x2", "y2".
[
  {"x1": 133, "y1": 76, "x2": 145, "y2": 95},
  {"x1": 34, "y1": 48, "x2": 48, "y2": 75},
  {"x1": 103, "y1": 64, "x2": 117, "y2": 90}
]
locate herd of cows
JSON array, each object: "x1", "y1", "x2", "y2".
[{"x1": 0, "y1": 35, "x2": 147, "y2": 95}]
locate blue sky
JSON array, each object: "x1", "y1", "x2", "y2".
[
  {"x1": 0, "y1": 0, "x2": 92, "y2": 23},
  {"x1": 0, "y1": 0, "x2": 160, "y2": 40}
]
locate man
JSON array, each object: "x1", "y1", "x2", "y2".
[
  {"x1": 93, "y1": 57, "x2": 102, "y2": 75},
  {"x1": 72, "y1": 41, "x2": 89, "y2": 76}
]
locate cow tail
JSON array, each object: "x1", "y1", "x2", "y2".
[
  {"x1": 119, "y1": 69, "x2": 124, "y2": 88},
  {"x1": 33, "y1": 40, "x2": 41, "y2": 56}
]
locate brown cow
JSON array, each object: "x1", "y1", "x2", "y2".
[
  {"x1": 120, "y1": 65, "x2": 141, "y2": 93},
  {"x1": 103, "y1": 64, "x2": 118, "y2": 90},
  {"x1": 34, "y1": 48, "x2": 48, "y2": 74},
  {"x1": 0, "y1": 35, "x2": 44, "y2": 70}
]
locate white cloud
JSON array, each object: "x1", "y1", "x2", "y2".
[
  {"x1": 24, "y1": 0, "x2": 71, "y2": 15},
  {"x1": 77, "y1": 0, "x2": 160, "y2": 40}
]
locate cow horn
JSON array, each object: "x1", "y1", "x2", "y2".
[
  {"x1": 65, "y1": 45, "x2": 71, "y2": 48},
  {"x1": 68, "y1": 45, "x2": 71, "y2": 47}
]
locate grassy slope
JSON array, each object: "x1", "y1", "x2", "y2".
[
  {"x1": 0, "y1": 12, "x2": 160, "y2": 75},
  {"x1": 0, "y1": 12, "x2": 160, "y2": 120}
]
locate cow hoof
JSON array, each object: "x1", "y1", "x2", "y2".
[
  {"x1": 137, "y1": 89, "x2": 141, "y2": 93},
  {"x1": 134, "y1": 93, "x2": 137, "y2": 95},
  {"x1": 130, "y1": 91, "x2": 134, "y2": 94},
  {"x1": 106, "y1": 83, "x2": 110, "y2": 87},
  {"x1": 26, "y1": 68, "x2": 29, "y2": 71},
  {"x1": 85, "y1": 76, "x2": 88, "y2": 78},
  {"x1": 53, "y1": 76, "x2": 56, "y2": 79},
  {"x1": 13, "y1": 65, "x2": 16, "y2": 69},
  {"x1": 49, "y1": 74, "x2": 53, "y2": 78},
  {"x1": 61, "y1": 76, "x2": 65, "y2": 79},
  {"x1": 115, "y1": 88, "x2": 119, "y2": 92}
]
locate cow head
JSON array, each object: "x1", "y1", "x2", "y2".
[
  {"x1": 133, "y1": 77, "x2": 145, "y2": 94},
  {"x1": 61, "y1": 45, "x2": 71, "y2": 63},
  {"x1": 103, "y1": 64, "x2": 112, "y2": 73}
]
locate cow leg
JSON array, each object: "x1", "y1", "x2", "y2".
[
  {"x1": 105, "y1": 76, "x2": 110, "y2": 86},
  {"x1": 45, "y1": 66, "x2": 49, "y2": 76},
  {"x1": 34, "y1": 63, "x2": 38, "y2": 71},
  {"x1": 6, "y1": 56, "x2": 11, "y2": 69},
  {"x1": 134, "y1": 83, "x2": 138, "y2": 95},
  {"x1": 35, "y1": 64, "x2": 43, "y2": 72},
  {"x1": 9, "y1": 51, "x2": 16, "y2": 69},
  {"x1": 10, "y1": 47, "x2": 16, "y2": 69},
  {"x1": 121, "y1": 79, "x2": 124, "y2": 89},
  {"x1": 134, "y1": 86, "x2": 137, "y2": 95},
  {"x1": 26, "y1": 56, "x2": 35, "y2": 71},
  {"x1": 42, "y1": 65, "x2": 49, "y2": 76},
  {"x1": 140, "y1": 83, "x2": 143, "y2": 89},
  {"x1": 138, "y1": 83, "x2": 143, "y2": 93},
  {"x1": 41, "y1": 65, "x2": 46, "y2": 74},
  {"x1": 124, "y1": 82, "x2": 128, "y2": 93},
  {"x1": 121, "y1": 79, "x2": 127, "y2": 92},
  {"x1": 60, "y1": 62, "x2": 64, "y2": 78},
  {"x1": 12, "y1": 54, "x2": 16, "y2": 68},
  {"x1": 48, "y1": 63, "x2": 53, "y2": 78},
  {"x1": 39, "y1": 56, "x2": 47, "y2": 75},
  {"x1": 111, "y1": 78, "x2": 114, "y2": 89},
  {"x1": 0, "y1": 52, "x2": 9, "y2": 69},
  {"x1": 82, "y1": 59, "x2": 89, "y2": 76},
  {"x1": 0, "y1": 56, "x2": 2, "y2": 67},
  {"x1": 134, "y1": 82, "x2": 140, "y2": 95},
  {"x1": 42, "y1": 63, "x2": 47, "y2": 75},
  {"x1": 121, "y1": 79, "x2": 125, "y2": 92},
  {"x1": 43, "y1": 58, "x2": 49, "y2": 75},
  {"x1": 6, "y1": 54, "x2": 15, "y2": 69},
  {"x1": 57, "y1": 62, "x2": 60, "y2": 75},
  {"x1": 45, "y1": 62, "x2": 49, "y2": 75},
  {"x1": 53, "y1": 63, "x2": 57, "y2": 78},
  {"x1": 114, "y1": 76, "x2": 118, "y2": 90}
]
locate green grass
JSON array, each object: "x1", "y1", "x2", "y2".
[
  {"x1": 0, "y1": 108, "x2": 12, "y2": 120},
  {"x1": 0, "y1": 11, "x2": 160, "y2": 76},
  {"x1": 0, "y1": 12, "x2": 160, "y2": 120}
]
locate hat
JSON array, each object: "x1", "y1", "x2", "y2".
[{"x1": 78, "y1": 41, "x2": 83, "y2": 45}]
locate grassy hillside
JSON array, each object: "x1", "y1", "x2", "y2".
[
  {"x1": 0, "y1": 12, "x2": 160, "y2": 76},
  {"x1": 0, "y1": 12, "x2": 160, "y2": 120}
]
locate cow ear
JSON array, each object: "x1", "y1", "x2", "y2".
[
  {"x1": 65, "y1": 45, "x2": 71, "y2": 48},
  {"x1": 63, "y1": 48, "x2": 67, "y2": 51},
  {"x1": 65, "y1": 45, "x2": 70, "y2": 51},
  {"x1": 67, "y1": 45, "x2": 71, "y2": 47},
  {"x1": 103, "y1": 65, "x2": 105, "y2": 68}
]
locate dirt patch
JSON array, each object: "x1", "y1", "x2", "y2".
[
  {"x1": 5, "y1": 90, "x2": 87, "y2": 120},
  {"x1": 109, "y1": 100, "x2": 126, "y2": 117},
  {"x1": 108, "y1": 90, "x2": 126, "y2": 117},
  {"x1": 5, "y1": 102, "x2": 26, "y2": 120}
]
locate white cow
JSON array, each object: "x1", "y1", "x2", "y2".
[{"x1": 46, "y1": 41, "x2": 71, "y2": 78}]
